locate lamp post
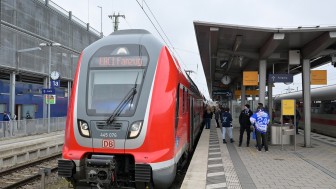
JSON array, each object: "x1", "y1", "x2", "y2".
[
  {"x1": 13, "y1": 47, "x2": 41, "y2": 120},
  {"x1": 97, "y1": 6, "x2": 103, "y2": 37},
  {"x1": 39, "y1": 42, "x2": 61, "y2": 133}
]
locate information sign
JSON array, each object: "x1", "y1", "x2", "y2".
[
  {"x1": 282, "y1": 99, "x2": 295, "y2": 115},
  {"x1": 268, "y1": 74, "x2": 293, "y2": 83},
  {"x1": 243, "y1": 71, "x2": 258, "y2": 86},
  {"x1": 51, "y1": 80, "x2": 60, "y2": 88},
  {"x1": 311, "y1": 70, "x2": 327, "y2": 85},
  {"x1": 42, "y1": 88, "x2": 55, "y2": 94},
  {"x1": 46, "y1": 95, "x2": 56, "y2": 104}
]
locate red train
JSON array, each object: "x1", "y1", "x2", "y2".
[{"x1": 58, "y1": 29, "x2": 204, "y2": 189}]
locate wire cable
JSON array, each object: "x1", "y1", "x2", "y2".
[{"x1": 135, "y1": 0, "x2": 190, "y2": 71}]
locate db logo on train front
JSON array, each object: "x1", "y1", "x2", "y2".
[{"x1": 102, "y1": 139, "x2": 115, "y2": 148}]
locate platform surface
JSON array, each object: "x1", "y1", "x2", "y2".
[{"x1": 182, "y1": 120, "x2": 336, "y2": 189}]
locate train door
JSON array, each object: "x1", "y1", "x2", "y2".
[{"x1": 189, "y1": 97, "x2": 194, "y2": 150}]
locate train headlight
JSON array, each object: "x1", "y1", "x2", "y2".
[
  {"x1": 128, "y1": 121, "x2": 143, "y2": 139},
  {"x1": 78, "y1": 120, "x2": 90, "y2": 138}
]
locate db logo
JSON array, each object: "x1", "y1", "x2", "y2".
[{"x1": 102, "y1": 139, "x2": 115, "y2": 148}]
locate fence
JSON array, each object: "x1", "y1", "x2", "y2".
[{"x1": 0, "y1": 117, "x2": 66, "y2": 138}]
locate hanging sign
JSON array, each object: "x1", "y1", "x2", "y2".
[
  {"x1": 243, "y1": 71, "x2": 258, "y2": 86},
  {"x1": 311, "y1": 70, "x2": 327, "y2": 85}
]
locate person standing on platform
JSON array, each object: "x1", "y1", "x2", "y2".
[
  {"x1": 3, "y1": 111, "x2": 10, "y2": 122},
  {"x1": 295, "y1": 103, "x2": 301, "y2": 134},
  {"x1": 238, "y1": 104, "x2": 253, "y2": 147},
  {"x1": 204, "y1": 106, "x2": 213, "y2": 129},
  {"x1": 250, "y1": 107, "x2": 270, "y2": 152},
  {"x1": 215, "y1": 107, "x2": 221, "y2": 128},
  {"x1": 3, "y1": 111, "x2": 11, "y2": 136},
  {"x1": 221, "y1": 108, "x2": 234, "y2": 143}
]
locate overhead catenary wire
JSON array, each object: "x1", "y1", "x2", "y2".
[{"x1": 135, "y1": 0, "x2": 190, "y2": 71}]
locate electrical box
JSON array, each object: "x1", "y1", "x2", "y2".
[{"x1": 289, "y1": 50, "x2": 300, "y2": 65}]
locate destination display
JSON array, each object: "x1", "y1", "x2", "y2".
[{"x1": 90, "y1": 56, "x2": 148, "y2": 68}]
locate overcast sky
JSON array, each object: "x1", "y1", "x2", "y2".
[{"x1": 52, "y1": 0, "x2": 336, "y2": 99}]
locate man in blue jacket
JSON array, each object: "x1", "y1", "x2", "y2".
[
  {"x1": 3, "y1": 111, "x2": 10, "y2": 121},
  {"x1": 221, "y1": 107, "x2": 234, "y2": 143},
  {"x1": 250, "y1": 107, "x2": 270, "y2": 152}
]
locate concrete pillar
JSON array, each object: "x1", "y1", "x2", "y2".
[
  {"x1": 43, "y1": 77, "x2": 48, "y2": 121},
  {"x1": 259, "y1": 60, "x2": 267, "y2": 107},
  {"x1": 302, "y1": 59, "x2": 311, "y2": 147},
  {"x1": 241, "y1": 83, "x2": 246, "y2": 109},
  {"x1": 9, "y1": 72, "x2": 16, "y2": 119},
  {"x1": 252, "y1": 95, "x2": 256, "y2": 111},
  {"x1": 268, "y1": 82, "x2": 273, "y2": 119},
  {"x1": 67, "y1": 81, "x2": 72, "y2": 105}
]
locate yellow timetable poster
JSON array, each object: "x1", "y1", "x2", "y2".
[{"x1": 282, "y1": 99, "x2": 295, "y2": 115}]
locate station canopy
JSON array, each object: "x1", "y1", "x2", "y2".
[{"x1": 194, "y1": 21, "x2": 336, "y2": 96}]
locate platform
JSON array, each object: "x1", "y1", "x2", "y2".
[
  {"x1": 0, "y1": 131, "x2": 64, "y2": 168},
  {"x1": 182, "y1": 120, "x2": 336, "y2": 189}
]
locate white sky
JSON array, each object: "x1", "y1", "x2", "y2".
[{"x1": 51, "y1": 0, "x2": 336, "y2": 99}]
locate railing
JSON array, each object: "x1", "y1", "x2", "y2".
[{"x1": 0, "y1": 117, "x2": 66, "y2": 139}]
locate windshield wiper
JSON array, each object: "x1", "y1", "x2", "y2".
[{"x1": 106, "y1": 73, "x2": 139, "y2": 124}]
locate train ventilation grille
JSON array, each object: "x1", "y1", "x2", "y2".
[
  {"x1": 58, "y1": 160, "x2": 74, "y2": 177},
  {"x1": 96, "y1": 122, "x2": 122, "y2": 130},
  {"x1": 135, "y1": 164, "x2": 151, "y2": 182}
]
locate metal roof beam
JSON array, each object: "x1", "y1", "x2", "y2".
[
  {"x1": 301, "y1": 31, "x2": 336, "y2": 59},
  {"x1": 259, "y1": 33, "x2": 285, "y2": 59},
  {"x1": 232, "y1": 35, "x2": 243, "y2": 52}
]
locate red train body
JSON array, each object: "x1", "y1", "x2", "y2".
[{"x1": 58, "y1": 29, "x2": 204, "y2": 189}]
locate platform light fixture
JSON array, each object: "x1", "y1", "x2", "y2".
[
  {"x1": 210, "y1": 27, "x2": 219, "y2": 31},
  {"x1": 39, "y1": 42, "x2": 62, "y2": 133}
]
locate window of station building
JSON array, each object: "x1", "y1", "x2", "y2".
[{"x1": 0, "y1": 104, "x2": 6, "y2": 114}]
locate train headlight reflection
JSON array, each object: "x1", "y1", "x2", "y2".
[
  {"x1": 78, "y1": 120, "x2": 90, "y2": 137},
  {"x1": 128, "y1": 121, "x2": 143, "y2": 139}
]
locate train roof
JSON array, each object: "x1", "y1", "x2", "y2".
[{"x1": 274, "y1": 84, "x2": 336, "y2": 101}]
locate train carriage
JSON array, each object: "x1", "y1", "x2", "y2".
[{"x1": 58, "y1": 29, "x2": 204, "y2": 189}]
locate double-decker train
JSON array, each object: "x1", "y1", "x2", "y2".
[
  {"x1": 58, "y1": 29, "x2": 204, "y2": 189},
  {"x1": 274, "y1": 84, "x2": 336, "y2": 137}
]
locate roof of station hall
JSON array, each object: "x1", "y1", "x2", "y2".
[{"x1": 193, "y1": 21, "x2": 336, "y2": 94}]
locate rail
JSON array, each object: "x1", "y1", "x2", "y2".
[
  {"x1": 0, "y1": 117, "x2": 66, "y2": 138},
  {"x1": 0, "y1": 153, "x2": 61, "y2": 189}
]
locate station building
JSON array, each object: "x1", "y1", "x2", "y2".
[{"x1": 0, "y1": 0, "x2": 101, "y2": 120}]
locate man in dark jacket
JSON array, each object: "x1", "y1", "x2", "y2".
[
  {"x1": 221, "y1": 107, "x2": 234, "y2": 143},
  {"x1": 3, "y1": 111, "x2": 10, "y2": 121},
  {"x1": 239, "y1": 104, "x2": 253, "y2": 147}
]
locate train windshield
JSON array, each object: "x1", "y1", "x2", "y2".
[{"x1": 87, "y1": 44, "x2": 148, "y2": 116}]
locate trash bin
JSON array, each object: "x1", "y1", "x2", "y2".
[{"x1": 271, "y1": 123, "x2": 292, "y2": 145}]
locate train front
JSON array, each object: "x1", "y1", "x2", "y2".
[{"x1": 59, "y1": 30, "x2": 177, "y2": 188}]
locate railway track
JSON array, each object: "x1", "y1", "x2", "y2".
[{"x1": 0, "y1": 153, "x2": 61, "y2": 189}]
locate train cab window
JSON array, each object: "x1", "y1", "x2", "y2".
[{"x1": 86, "y1": 44, "x2": 149, "y2": 116}]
